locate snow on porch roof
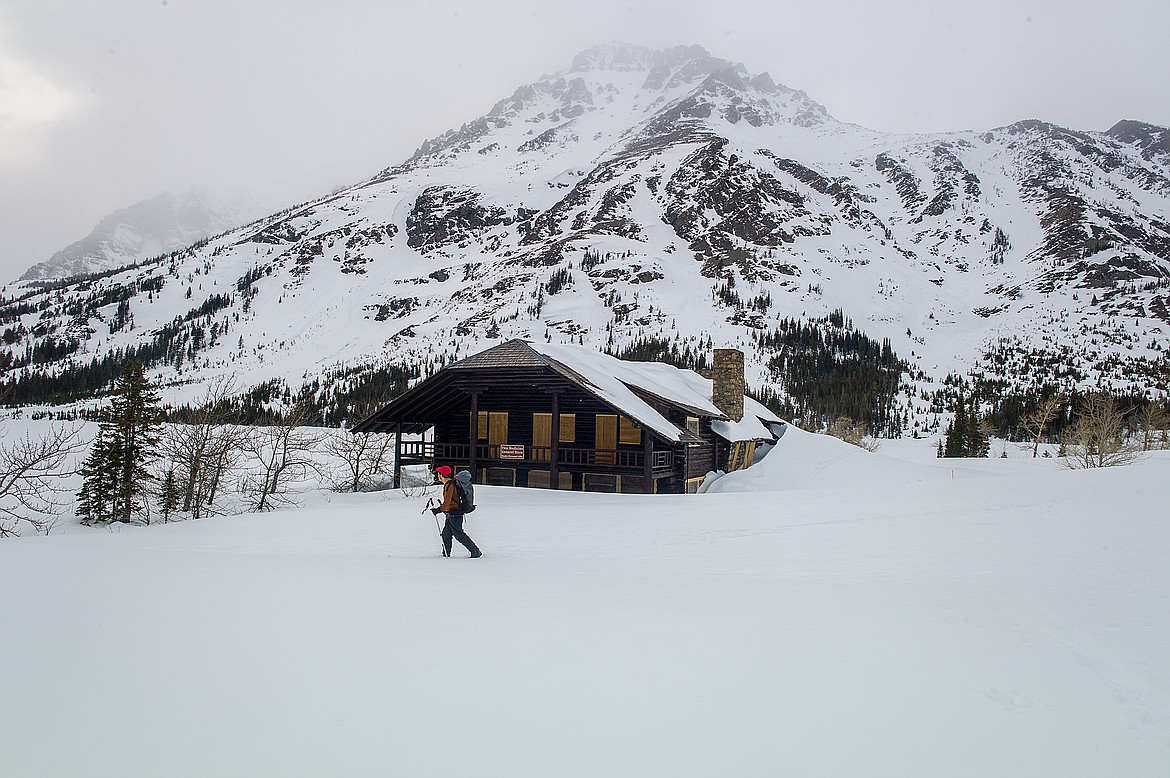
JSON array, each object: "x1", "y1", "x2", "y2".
[
  {"x1": 711, "y1": 395, "x2": 784, "y2": 442},
  {"x1": 447, "y1": 339, "x2": 778, "y2": 444}
]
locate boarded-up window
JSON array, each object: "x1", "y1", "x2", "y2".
[
  {"x1": 619, "y1": 416, "x2": 641, "y2": 446},
  {"x1": 559, "y1": 414, "x2": 576, "y2": 443},
  {"x1": 619, "y1": 475, "x2": 646, "y2": 494},
  {"x1": 477, "y1": 411, "x2": 488, "y2": 440},
  {"x1": 528, "y1": 469, "x2": 573, "y2": 489},
  {"x1": 584, "y1": 473, "x2": 618, "y2": 493},
  {"x1": 533, "y1": 413, "x2": 552, "y2": 461},
  {"x1": 595, "y1": 414, "x2": 617, "y2": 464},
  {"x1": 534, "y1": 413, "x2": 574, "y2": 459},
  {"x1": 481, "y1": 467, "x2": 515, "y2": 486},
  {"x1": 488, "y1": 412, "x2": 508, "y2": 446},
  {"x1": 687, "y1": 416, "x2": 700, "y2": 436}
]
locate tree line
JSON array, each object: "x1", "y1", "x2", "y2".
[
  {"x1": 74, "y1": 360, "x2": 404, "y2": 528},
  {"x1": 938, "y1": 386, "x2": 1169, "y2": 463}
]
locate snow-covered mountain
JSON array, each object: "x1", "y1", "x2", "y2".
[
  {"x1": 2, "y1": 43, "x2": 1168, "y2": 431},
  {"x1": 18, "y1": 188, "x2": 258, "y2": 282}
]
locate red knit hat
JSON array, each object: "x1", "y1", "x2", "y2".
[{"x1": 435, "y1": 465, "x2": 453, "y2": 477}]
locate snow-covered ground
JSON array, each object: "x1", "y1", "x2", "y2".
[{"x1": 2, "y1": 428, "x2": 1168, "y2": 777}]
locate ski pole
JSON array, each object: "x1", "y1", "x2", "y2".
[{"x1": 424, "y1": 497, "x2": 445, "y2": 556}]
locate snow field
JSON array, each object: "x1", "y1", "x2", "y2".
[{"x1": 1, "y1": 430, "x2": 1168, "y2": 777}]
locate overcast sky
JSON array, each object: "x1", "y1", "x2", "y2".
[{"x1": 2, "y1": 0, "x2": 1167, "y2": 284}]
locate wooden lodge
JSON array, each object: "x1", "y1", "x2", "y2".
[{"x1": 352, "y1": 339, "x2": 783, "y2": 494}]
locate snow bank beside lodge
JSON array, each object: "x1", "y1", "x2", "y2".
[{"x1": 707, "y1": 421, "x2": 988, "y2": 493}]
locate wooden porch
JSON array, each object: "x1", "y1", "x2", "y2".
[{"x1": 397, "y1": 440, "x2": 678, "y2": 490}]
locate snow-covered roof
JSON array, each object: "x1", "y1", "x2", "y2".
[
  {"x1": 711, "y1": 396, "x2": 784, "y2": 442},
  {"x1": 520, "y1": 340, "x2": 780, "y2": 443}
]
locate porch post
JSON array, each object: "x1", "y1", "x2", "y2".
[
  {"x1": 643, "y1": 428, "x2": 653, "y2": 493},
  {"x1": 468, "y1": 391, "x2": 479, "y2": 482},
  {"x1": 550, "y1": 391, "x2": 560, "y2": 490},
  {"x1": 393, "y1": 422, "x2": 403, "y2": 489}
]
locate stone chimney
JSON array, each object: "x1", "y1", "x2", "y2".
[{"x1": 711, "y1": 348, "x2": 744, "y2": 421}]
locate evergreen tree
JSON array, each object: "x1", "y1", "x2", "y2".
[
  {"x1": 159, "y1": 468, "x2": 180, "y2": 523},
  {"x1": 108, "y1": 359, "x2": 163, "y2": 522},
  {"x1": 76, "y1": 359, "x2": 164, "y2": 524},
  {"x1": 943, "y1": 394, "x2": 969, "y2": 457},
  {"x1": 77, "y1": 427, "x2": 118, "y2": 525},
  {"x1": 942, "y1": 392, "x2": 990, "y2": 458},
  {"x1": 966, "y1": 404, "x2": 991, "y2": 458}
]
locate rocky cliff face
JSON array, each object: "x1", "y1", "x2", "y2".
[{"x1": 3, "y1": 43, "x2": 1168, "y2": 431}]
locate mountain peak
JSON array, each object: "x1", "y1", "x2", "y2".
[
  {"x1": 1106, "y1": 119, "x2": 1170, "y2": 161},
  {"x1": 18, "y1": 187, "x2": 258, "y2": 282},
  {"x1": 568, "y1": 42, "x2": 656, "y2": 73}
]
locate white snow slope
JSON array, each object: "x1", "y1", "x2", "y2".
[{"x1": 2, "y1": 433, "x2": 1168, "y2": 777}]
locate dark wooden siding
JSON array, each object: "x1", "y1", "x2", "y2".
[
  {"x1": 404, "y1": 363, "x2": 718, "y2": 494},
  {"x1": 685, "y1": 421, "x2": 718, "y2": 479}
]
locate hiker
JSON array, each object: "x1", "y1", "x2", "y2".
[{"x1": 431, "y1": 465, "x2": 482, "y2": 558}]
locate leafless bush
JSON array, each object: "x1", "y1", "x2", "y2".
[
  {"x1": 160, "y1": 380, "x2": 249, "y2": 520},
  {"x1": 239, "y1": 404, "x2": 323, "y2": 511},
  {"x1": 1061, "y1": 394, "x2": 1142, "y2": 469},
  {"x1": 823, "y1": 416, "x2": 881, "y2": 452},
  {"x1": 323, "y1": 429, "x2": 394, "y2": 492},
  {"x1": 1135, "y1": 402, "x2": 1170, "y2": 451},
  {"x1": 0, "y1": 423, "x2": 85, "y2": 537},
  {"x1": 1020, "y1": 394, "x2": 1065, "y2": 458}
]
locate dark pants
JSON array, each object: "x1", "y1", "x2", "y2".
[{"x1": 442, "y1": 512, "x2": 480, "y2": 557}]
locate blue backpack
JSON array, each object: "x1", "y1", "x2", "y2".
[{"x1": 454, "y1": 469, "x2": 476, "y2": 513}]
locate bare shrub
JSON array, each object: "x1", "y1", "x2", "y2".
[
  {"x1": 1061, "y1": 395, "x2": 1141, "y2": 469},
  {"x1": 824, "y1": 416, "x2": 881, "y2": 452},
  {"x1": 1020, "y1": 394, "x2": 1065, "y2": 458},
  {"x1": 240, "y1": 404, "x2": 323, "y2": 511},
  {"x1": 0, "y1": 423, "x2": 84, "y2": 537},
  {"x1": 160, "y1": 380, "x2": 249, "y2": 520},
  {"x1": 323, "y1": 429, "x2": 394, "y2": 492},
  {"x1": 1135, "y1": 402, "x2": 1170, "y2": 451}
]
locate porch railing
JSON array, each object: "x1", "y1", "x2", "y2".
[{"x1": 399, "y1": 440, "x2": 674, "y2": 470}]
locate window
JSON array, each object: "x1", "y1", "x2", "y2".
[
  {"x1": 559, "y1": 413, "x2": 576, "y2": 443},
  {"x1": 619, "y1": 475, "x2": 646, "y2": 493},
  {"x1": 481, "y1": 467, "x2": 515, "y2": 486},
  {"x1": 583, "y1": 473, "x2": 618, "y2": 493},
  {"x1": 595, "y1": 414, "x2": 617, "y2": 464},
  {"x1": 619, "y1": 416, "x2": 641, "y2": 446},
  {"x1": 580, "y1": 474, "x2": 647, "y2": 493},
  {"x1": 533, "y1": 413, "x2": 552, "y2": 461},
  {"x1": 528, "y1": 469, "x2": 573, "y2": 489},
  {"x1": 534, "y1": 413, "x2": 576, "y2": 460},
  {"x1": 477, "y1": 411, "x2": 509, "y2": 443},
  {"x1": 489, "y1": 412, "x2": 508, "y2": 446},
  {"x1": 686, "y1": 416, "x2": 700, "y2": 436}
]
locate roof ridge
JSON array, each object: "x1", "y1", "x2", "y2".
[{"x1": 446, "y1": 338, "x2": 552, "y2": 369}]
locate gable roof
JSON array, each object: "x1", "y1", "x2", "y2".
[{"x1": 354, "y1": 339, "x2": 782, "y2": 443}]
